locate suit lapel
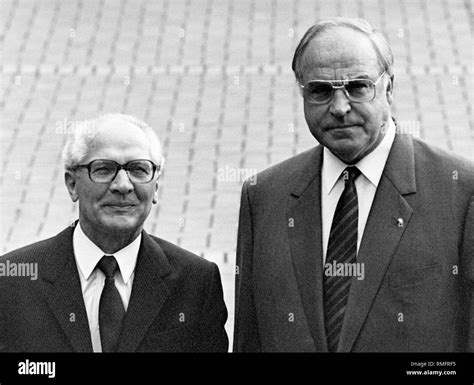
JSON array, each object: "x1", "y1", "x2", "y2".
[
  {"x1": 287, "y1": 146, "x2": 328, "y2": 351},
  {"x1": 117, "y1": 231, "x2": 172, "y2": 352},
  {"x1": 338, "y1": 134, "x2": 417, "y2": 351},
  {"x1": 42, "y1": 224, "x2": 93, "y2": 352}
]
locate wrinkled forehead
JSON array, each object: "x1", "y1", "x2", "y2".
[
  {"x1": 85, "y1": 118, "x2": 154, "y2": 162},
  {"x1": 300, "y1": 28, "x2": 381, "y2": 81}
]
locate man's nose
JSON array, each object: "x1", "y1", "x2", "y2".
[
  {"x1": 110, "y1": 169, "x2": 134, "y2": 194},
  {"x1": 329, "y1": 89, "x2": 351, "y2": 117}
]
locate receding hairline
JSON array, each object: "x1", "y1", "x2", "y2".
[
  {"x1": 298, "y1": 28, "x2": 382, "y2": 70},
  {"x1": 292, "y1": 18, "x2": 394, "y2": 82},
  {"x1": 93, "y1": 118, "x2": 155, "y2": 149},
  {"x1": 62, "y1": 113, "x2": 164, "y2": 169},
  {"x1": 90, "y1": 115, "x2": 162, "y2": 162}
]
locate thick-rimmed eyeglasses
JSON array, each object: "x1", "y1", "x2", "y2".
[
  {"x1": 72, "y1": 159, "x2": 160, "y2": 184},
  {"x1": 299, "y1": 71, "x2": 386, "y2": 104}
]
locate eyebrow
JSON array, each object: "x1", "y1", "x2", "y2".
[
  {"x1": 333, "y1": 73, "x2": 372, "y2": 81},
  {"x1": 307, "y1": 73, "x2": 373, "y2": 82},
  {"x1": 350, "y1": 74, "x2": 371, "y2": 79}
]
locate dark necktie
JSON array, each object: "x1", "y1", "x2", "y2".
[
  {"x1": 97, "y1": 255, "x2": 125, "y2": 352},
  {"x1": 323, "y1": 166, "x2": 361, "y2": 352}
]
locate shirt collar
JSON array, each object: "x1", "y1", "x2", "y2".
[
  {"x1": 323, "y1": 116, "x2": 396, "y2": 194},
  {"x1": 73, "y1": 222, "x2": 141, "y2": 284}
]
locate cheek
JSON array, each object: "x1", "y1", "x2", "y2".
[
  {"x1": 77, "y1": 184, "x2": 105, "y2": 206},
  {"x1": 304, "y1": 104, "x2": 326, "y2": 127},
  {"x1": 77, "y1": 185, "x2": 111, "y2": 217},
  {"x1": 135, "y1": 187, "x2": 156, "y2": 207},
  {"x1": 361, "y1": 102, "x2": 389, "y2": 131}
]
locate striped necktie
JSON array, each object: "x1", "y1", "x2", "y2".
[{"x1": 324, "y1": 166, "x2": 361, "y2": 352}]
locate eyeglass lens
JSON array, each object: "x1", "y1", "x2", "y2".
[
  {"x1": 90, "y1": 160, "x2": 155, "y2": 183},
  {"x1": 304, "y1": 79, "x2": 373, "y2": 103}
]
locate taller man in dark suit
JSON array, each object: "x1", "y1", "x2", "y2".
[
  {"x1": 0, "y1": 113, "x2": 228, "y2": 352},
  {"x1": 233, "y1": 18, "x2": 473, "y2": 352}
]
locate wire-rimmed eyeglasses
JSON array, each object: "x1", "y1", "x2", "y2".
[{"x1": 299, "y1": 71, "x2": 386, "y2": 104}]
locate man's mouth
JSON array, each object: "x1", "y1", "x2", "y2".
[
  {"x1": 103, "y1": 203, "x2": 137, "y2": 208},
  {"x1": 327, "y1": 125, "x2": 360, "y2": 130}
]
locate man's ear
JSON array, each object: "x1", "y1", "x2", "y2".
[
  {"x1": 65, "y1": 171, "x2": 79, "y2": 202},
  {"x1": 386, "y1": 74, "x2": 394, "y2": 105},
  {"x1": 152, "y1": 180, "x2": 159, "y2": 204}
]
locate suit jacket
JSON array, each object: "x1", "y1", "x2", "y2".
[
  {"x1": 233, "y1": 133, "x2": 474, "y2": 352},
  {"x1": 0, "y1": 223, "x2": 228, "y2": 352}
]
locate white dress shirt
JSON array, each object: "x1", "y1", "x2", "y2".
[
  {"x1": 321, "y1": 117, "x2": 396, "y2": 263},
  {"x1": 73, "y1": 223, "x2": 141, "y2": 352}
]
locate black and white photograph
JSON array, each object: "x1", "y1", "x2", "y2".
[{"x1": 0, "y1": 0, "x2": 472, "y2": 382}]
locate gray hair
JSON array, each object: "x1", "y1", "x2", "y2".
[
  {"x1": 62, "y1": 113, "x2": 165, "y2": 172},
  {"x1": 292, "y1": 17, "x2": 394, "y2": 84}
]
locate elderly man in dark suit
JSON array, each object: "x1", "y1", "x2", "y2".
[
  {"x1": 0, "y1": 113, "x2": 228, "y2": 352},
  {"x1": 233, "y1": 17, "x2": 473, "y2": 352}
]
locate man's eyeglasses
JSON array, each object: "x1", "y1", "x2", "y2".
[
  {"x1": 299, "y1": 71, "x2": 386, "y2": 104},
  {"x1": 72, "y1": 159, "x2": 160, "y2": 184}
]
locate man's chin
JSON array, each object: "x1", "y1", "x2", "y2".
[
  {"x1": 326, "y1": 142, "x2": 365, "y2": 164},
  {"x1": 100, "y1": 217, "x2": 141, "y2": 235}
]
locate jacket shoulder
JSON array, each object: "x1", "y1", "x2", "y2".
[
  {"x1": 247, "y1": 146, "x2": 320, "y2": 190},
  {"x1": 0, "y1": 229, "x2": 71, "y2": 262},
  {"x1": 147, "y1": 235, "x2": 216, "y2": 271},
  {"x1": 412, "y1": 137, "x2": 474, "y2": 187}
]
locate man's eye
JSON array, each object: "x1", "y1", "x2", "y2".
[
  {"x1": 309, "y1": 83, "x2": 332, "y2": 94},
  {"x1": 129, "y1": 165, "x2": 151, "y2": 175},
  {"x1": 93, "y1": 167, "x2": 114, "y2": 174},
  {"x1": 347, "y1": 81, "x2": 369, "y2": 91},
  {"x1": 131, "y1": 168, "x2": 148, "y2": 175}
]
